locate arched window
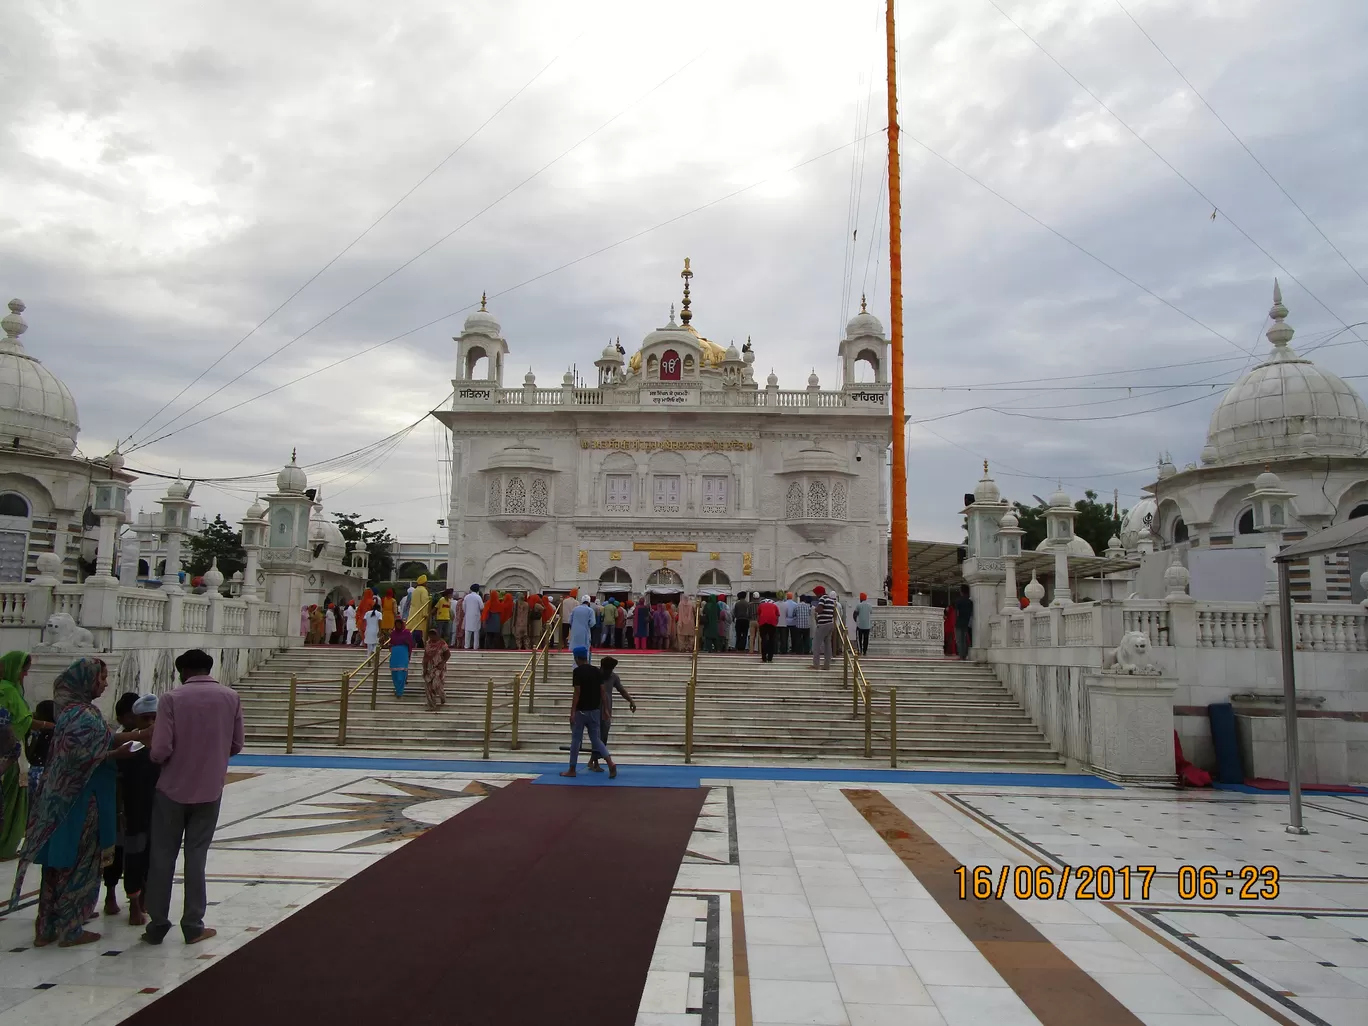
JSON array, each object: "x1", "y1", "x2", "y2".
[
  {"x1": 1237, "y1": 509, "x2": 1255, "y2": 535},
  {"x1": 0, "y1": 493, "x2": 30, "y2": 518},
  {"x1": 396, "y1": 560, "x2": 429, "y2": 580},
  {"x1": 645, "y1": 567, "x2": 684, "y2": 592},
  {"x1": 698, "y1": 568, "x2": 731, "y2": 592},
  {"x1": 1172, "y1": 518, "x2": 1189, "y2": 544},
  {"x1": 1350, "y1": 503, "x2": 1368, "y2": 521},
  {"x1": 785, "y1": 482, "x2": 803, "y2": 519},
  {"x1": 599, "y1": 567, "x2": 632, "y2": 592}
]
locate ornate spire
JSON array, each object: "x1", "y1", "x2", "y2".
[
  {"x1": 480, "y1": 291, "x2": 488, "y2": 312},
  {"x1": 2, "y1": 299, "x2": 27, "y2": 343},
  {"x1": 860, "y1": 293, "x2": 868, "y2": 313},
  {"x1": 1266, "y1": 278, "x2": 1295, "y2": 350},
  {"x1": 983, "y1": 460, "x2": 989, "y2": 476},
  {"x1": 679, "y1": 257, "x2": 693, "y2": 326},
  {"x1": 291, "y1": 447, "x2": 297, "y2": 463}
]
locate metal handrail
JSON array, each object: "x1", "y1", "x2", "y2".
[
  {"x1": 345, "y1": 594, "x2": 432, "y2": 695},
  {"x1": 481, "y1": 607, "x2": 563, "y2": 759},
  {"x1": 835, "y1": 618, "x2": 875, "y2": 760},
  {"x1": 684, "y1": 601, "x2": 702, "y2": 764}
]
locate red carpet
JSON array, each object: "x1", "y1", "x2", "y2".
[
  {"x1": 1244, "y1": 777, "x2": 1368, "y2": 794},
  {"x1": 122, "y1": 780, "x2": 705, "y2": 1026}
]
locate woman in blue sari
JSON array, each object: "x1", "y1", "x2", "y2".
[
  {"x1": 389, "y1": 619, "x2": 415, "y2": 697},
  {"x1": 8, "y1": 658, "x2": 146, "y2": 947}
]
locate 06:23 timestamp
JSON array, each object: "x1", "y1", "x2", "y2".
[{"x1": 953, "y1": 864, "x2": 1281, "y2": 901}]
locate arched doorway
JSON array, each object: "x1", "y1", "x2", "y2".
[
  {"x1": 697, "y1": 568, "x2": 731, "y2": 595},
  {"x1": 645, "y1": 567, "x2": 684, "y2": 603},
  {"x1": 790, "y1": 573, "x2": 841, "y2": 599},
  {"x1": 598, "y1": 566, "x2": 632, "y2": 598},
  {"x1": 487, "y1": 568, "x2": 540, "y2": 595}
]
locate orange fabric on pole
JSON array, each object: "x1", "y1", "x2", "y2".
[{"x1": 887, "y1": 0, "x2": 909, "y2": 606}]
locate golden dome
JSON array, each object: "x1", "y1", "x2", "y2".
[{"x1": 628, "y1": 325, "x2": 724, "y2": 374}]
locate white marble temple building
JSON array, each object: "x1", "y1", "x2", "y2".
[{"x1": 436, "y1": 263, "x2": 893, "y2": 602}]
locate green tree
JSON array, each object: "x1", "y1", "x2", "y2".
[
  {"x1": 186, "y1": 514, "x2": 246, "y2": 579},
  {"x1": 333, "y1": 512, "x2": 395, "y2": 586},
  {"x1": 1011, "y1": 491, "x2": 1125, "y2": 556}
]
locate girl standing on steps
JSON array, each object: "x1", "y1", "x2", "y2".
[
  {"x1": 388, "y1": 619, "x2": 415, "y2": 698},
  {"x1": 422, "y1": 628, "x2": 450, "y2": 712}
]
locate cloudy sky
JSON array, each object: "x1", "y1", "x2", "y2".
[{"x1": 5, "y1": 0, "x2": 1368, "y2": 543}]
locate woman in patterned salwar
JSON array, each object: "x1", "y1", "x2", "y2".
[
  {"x1": 422, "y1": 628, "x2": 450, "y2": 711},
  {"x1": 8, "y1": 658, "x2": 146, "y2": 947}
]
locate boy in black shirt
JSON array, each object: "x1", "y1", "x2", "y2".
[
  {"x1": 120, "y1": 694, "x2": 162, "y2": 926},
  {"x1": 588, "y1": 656, "x2": 636, "y2": 773},
  {"x1": 559, "y1": 647, "x2": 617, "y2": 779}
]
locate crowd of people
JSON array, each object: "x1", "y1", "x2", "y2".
[{"x1": 0, "y1": 648, "x2": 243, "y2": 948}]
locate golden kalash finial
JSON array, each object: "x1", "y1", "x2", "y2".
[
  {"x1": 861, "y1": 293, "x2": 868, "y2": 313},
  {"x1": 480, "y1": 291, "x2": 488, "y2": 311},
  {"x1": 983, "y1": 460, "x2": 989, "y2": 476},
  {"x1": 680, "y1": 257, "x2": 693, "y2": 325}
]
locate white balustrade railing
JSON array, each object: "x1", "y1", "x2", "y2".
[
  {"x1": 1061, "y1": 608, "x2": 1094, "y2": 646},
  {"x1": 1195, "y1": 604, "x2": 1266, "y2": 649},
  {"x1": 1122, "y1": 604, "x2": 1170, "y2": 647},
  {"x1": 180, "y1": 598, "x2": 209, "y2": 633},
  {"x1": 480, "y1": 386, "x2": 875, "y2": 409},
  {"x1": 117, "y1": 592, "x2": 167, "y2": 631},
  {"x1": 1031, "y1": 616, "x2": 1051, "y2": 647},
  {"x1": 988, "y1": 620, "x2": 1002, "y2": 648},
  {"x1": 0, "y1": 588, "x2": 25, "y2": 625},
  {"x1": 53, "y1": 586, "x2": 84, "y2": 619},
  {"x1": 259, "y1": 608, "x2": 281, "y2": 635},
  {"x1": 1009, "y1": 617, "x2": 1025, "y2": 647},
  {"x1": 1294, "y1": 606, "x2": 1368, "y2": 652},
  {"x1": 221, "y1": 603, "x2": 247, "y2": 635}
]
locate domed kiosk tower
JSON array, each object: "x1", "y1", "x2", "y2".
[{"x1": 454, "y1": 293, "x2": 509, "y2": 386}]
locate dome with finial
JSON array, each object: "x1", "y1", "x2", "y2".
[
  {"x1": 245, "y1": 496, "x2": 265, "y2": 520},
  {"x1": 766, "y1": 369, "x2": 779, "y2": 387},
  {"x1": 523, "y1": 367, "x2": 536, "y2": 386},
  {"x1": 1048, "y1": 484, "x2": 1072, "y2": 509},
  {"x1": 999, "y1": 509, "x2": 1019, "y2": 530},
  {"x1": 202, "y1": 558, "x2": 225, "y2": 590},
  {"x1": 308, "y1": 502, "x2": 346, "y2": 561},
  {"x1": 166, "y1": 478, "x2": 191, "y2": 500},
  {"x1": 276, "y1": 449, "x2": 307, "y2": 493},
  {"x1": 628, "y1": 260, "x2": 727, "y2": 374},
  {"x1": 600, "y1": 340, "x2": 622, "y2": 363},
  {"x1": 845, "y1": 294, "x2": 884, "y2": 339},
  {"x1": 807, "y1": 369, "x2": 820, "y2": 388},
  {"x1": 974, "y1": 461, "x2": 1001, "y2": 503},
  {"x1": 1203, "y1": 281, "x2": 1368, "y2": 465},
  {"x1": 462, "y1": 292, "x2": 501, "y2": 337},
  {"x1": 0, "y1": 298, "x2": 81, "y2": 456},
  {"x1": 562, "y1": 369, "x2": 575, "y2": 386},
  {"x1": 1120, "y1": 496, "x2": 1157, "y2": 548}
]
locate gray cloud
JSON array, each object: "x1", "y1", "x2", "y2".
[{"x1": 3, "y1": 0, "x2": 1367, "y2": 542}]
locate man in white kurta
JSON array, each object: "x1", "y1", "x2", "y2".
[{"x1": 461, "y1": 585, "x2": 485, "y2": 650}]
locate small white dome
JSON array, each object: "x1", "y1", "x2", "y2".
[
  {"x1": 1157, "y1": 459, "x2": 1177, "y2": 480},
  {"x1": 202, "y1": 559, "x2": 225, "y2": 589},
  {"x1": 601, "y1": 342, "x2": 621, "y2": 361},
  {"x1": 244, "y1": 497, "x2": 265, "y2": 520},
  {"x1": 999, "y1": 509, "x2": 1019, "y2": 529},
  {"x1": 309, "y1": 509, "x2": 346, "y2": 560},
  {"x1": 1036, "y1": 533, "x2": 1095, "y2": 557},
  {"x1": 276, "y1": 454, "x2": 307, "y2": 493},
  {"x1": 1254, "y1": 469, "x2": 1285, "y2": 492},
  {"x1": 166, "y1": 478, "x2": 190, "y2": 500},
  {"x1": 1200, "y1": 445, "x2": 1219, "y2": 465},
  {"x1": 974, "y1": 469, "x2": 1001, "y2": 504},
  {"x1": 1107, "y1": 534, "x2": 1122, "y2": 550},
  {"x1": 562, "y1": 369, "x2": 575, "y2": 386},
  {"x1": 523, "y1": 367, "x2": 536, "y2": 386},
  {"x1": 462, "y1": 294, "x2": 501, "y2": 337},
  {"x1": 807, "y1": 369, "x2": 820, "y2": 388},
  {"x1": 1203, "y1": 282, "x2": 1368, "y2": 465},
  {"x1": 766, "y1": 370, "x2": 779, "y2": 387},
  {"x1": 0, "y1": 299, "x2": 80, "y2": 456},
  {"x1": 1120, "y1": 497, "x2": 1157, "y2": 547},
  {"x1": 845, "y1": 296, "x2": 884, "y2": 338},
  {"x1": 724, "y1": 343, "x2": 741, "y2": 361},
  {"x1": 743, "y1": 348, "x2": 755, "y2": 364},
  {"x1": 1048, "y1": 486, "x2": 1072, "y2": 509}
]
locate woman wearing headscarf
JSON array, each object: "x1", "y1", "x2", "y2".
[
  {"x1": 633, "y1": 599, "x2": 651, "y2": 651},
  {"x1": 0, "y1": 706, "x2": 20, "y2": 856},
  {"x1": 422, "y1": 628, "x2": 450, "y2": 712},
  {"x1": 354, "y1": 589, "x2": 376, "y2": 646},
  {"x1": 380, "y1": 589, "x2": 397, "y2": 647},
  {"x1": 1, "y1": 650, "x2": 50, "y2": 861},
  {"x1": 500, "y1": 592, "x2": 515, "y2": 650},
  {"x1": 307, "y1": 605, "x2": 324, "y2": 645},
  {"x1": 702, "y1": 595, "x2": 721, "y2": 652},
  {"x1": 677, "y1": 595, "x2": 696, "y2": 653},
  {"x1": 389, "y1": 619, "x2": 415, "y2": 698},
  {"x1": 9, "y1": 658, "x2": 147, "y2": 947},
  {"x1": 512, "y1": 593, "x2": 530, "y2": 650},
  {"x1": 651, "y1": 603, "x2": 669, "y2": 651}
]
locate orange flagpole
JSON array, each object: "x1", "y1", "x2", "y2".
[{"x1": 887, "y1": 0, "x2": 908, "y2": 606}]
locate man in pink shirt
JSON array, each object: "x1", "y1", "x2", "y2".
[{"x1": 142, "y1": 649, "x2": 244, "y2": 946}]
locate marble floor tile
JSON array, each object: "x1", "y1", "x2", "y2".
[
  {"x1": 812, "y1": 907, "x2": 891, "y2": 935},
  {"x1": 750, "y1": 979, "x2": 851, "y2": 1025},
  {"x1": 745, "y1": 916, "x2": 823, "y2": 946},
  {"x1": 748, "y1": 943, "x2": 836, "y2": 982},
  {"x1": 822, "y1": 932, "x2": 910, "y2": 967},
  {"x1": 924, "y1": 985, "x2": 1043, "y2": 1026},
  {"x1": 832, "y1": 964, "x2": 933, "y2": 1006}
]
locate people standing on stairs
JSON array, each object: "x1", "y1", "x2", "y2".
[
  {"x1": 344, "y1": 602, "x2": 358, "y2": 646},
  {"x1": 461, "y1": 584, "x2": 484, "y2": 651},
  {"x1": 422, "y1": 628, "x2": 450, "y2": 712},
  {"x1": 792, "y1": 596, "x2": 812, "y2": 656},
  {"x1": 700, "y1": 595, "x2": 720, "y2": 652},
  {"x1": 677, "y1": 594, "x2": 695, "y2": 652},
  {"x1": 732, "y1": 593, "x2": 752, "y2": 653},
  {"x1": 435, "y1": 589, "x2": 453, "y2": 645},
  {"x1": 118, "y1": 694, "x2": 160, "y2": 927},
  {"x1": 943, "y1": 604, "x2": 956, "y2": 657},
  {"x1": 633, "y1": 599, "x2": 650, "y2": 650},
  {"x1": 559, "y1": 593, "x2": 577, "y2": 648},
  {"x1": 718, "y1": 597, "x2": 732, "y2": 651},
  {"x1": 811, "y1": 587, "x2": 838, "y2": 671},
  {"x1": 651, "y1": 602, "x2": 670, "y2": 652},
  {"x1": 408, "y1": 576, "x2": 430, "y2": 649},
  {"x1": 569, "y1": 595, "x2": 594, "y2": 656},
  {"x1": 775, "y1": 593, "x2": 791, "y2": 655},
  {"x1": 613, "y1": 600, "x2": 626, "y2": 649},
  {"x1": 354, "y1": 590, "x2": 375, "y2": 647},
  {"x1": 141, "y1": 649, "x2": 242, "y2": 947},
  {"x1": 757, "y1": 593, "x2": 779, "y2": 662},
  {"x1": 482, "y1": 591, "x2": 502, "y2": 651},
  {"x1": 363, "y1": 601, "x2": 382, "y2": 655},
  {"x1": 323, "y1": 605, "x2": 337, "y2": 646},
  {"x1": 559, "y1": 648, "x2": 616, "y2": 779},
  {"x1": 388, "y1": 620, "x2": 415, "y2": 697},
  {"x1": 307, "y1": 605, "x2": 324, "y2": 645},
  {"x1": 953, "y1": 585, "x2": 974, "y2": 660},
  {"x1": 512, "y1": 593, "x2": 530, "y2": 650},
  {"x1": 528, "y1": 594, "x2": 546, "y2": 648},
  {"x1": 667, "y1": 602, "x2": 679, "y2": 651},
  {"x1": 399, "y1": 584, "x2": 414, "y2": 621},
  {"x1": 380, "y1": 590, "x2": 397, "y2": 648},
  {"x1": 853, "y1": 593, "x2": 873, "y2": 655},
  {"x1": 588, "y1": 655, "x2": 636, "y2": 773}
]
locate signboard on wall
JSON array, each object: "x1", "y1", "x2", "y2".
[{"x1": 640, "y1": 388, "x2": 696, "y2": 407}]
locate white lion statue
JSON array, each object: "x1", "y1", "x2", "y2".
[
  {"x1": 1110, "y1": 630, "x2": 1159, "y2": 675},
  {"x1": 33, "y1": 612, "x2": 97, "y2": 652}
]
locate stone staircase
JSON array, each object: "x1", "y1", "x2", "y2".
[{"x1": 236, "y1": 644, "x2": 1060, "y2": 766}]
